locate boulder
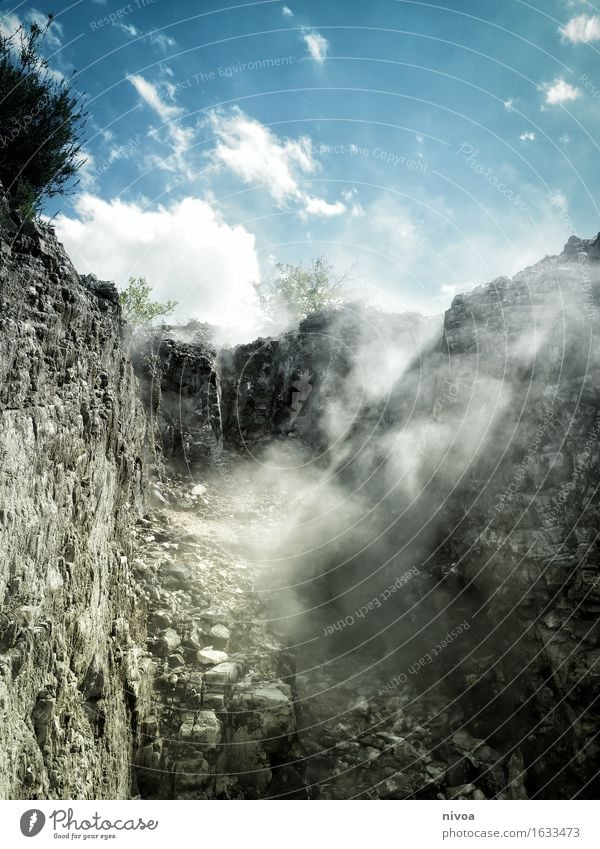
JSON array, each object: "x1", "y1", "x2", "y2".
[
  {"x1": 156, "y1": 629, "x2": 181, "y2": 657},
  {"x1": 209, "y1": 624, "x2": 230, "y2": 642},
  {"x1": 197, "y1": 648, "x2": 228, "y2": 666},
  {"x1": 204, "y1": 662, "x2": 240, "y2": 685},
  {"x1": 179, "y1": 711, "x2": 221, "y2": 748}
]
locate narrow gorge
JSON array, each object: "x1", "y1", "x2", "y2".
[{"x1": 1, "y1": 183, "x2": 599, "y2": 801}]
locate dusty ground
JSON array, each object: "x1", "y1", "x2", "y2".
[{"x1": 129, "y1": 464, "x2": 526, "y2": 800}]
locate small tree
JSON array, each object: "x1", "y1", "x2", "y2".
[
  {"x1": 254, "y1": 257, "x2": 348, "y2": 326},
  {"x1": 119, "y1": 276, "x2": 177, "y2": 330},
  {"x1": 0, "y1": 15, "x2": 87, "y2": 215}
]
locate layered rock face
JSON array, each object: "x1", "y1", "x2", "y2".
[
  {"x1": 0, "y1": 196, "x2": 150, "y2": 799},
  {"x1": 428, "y1": 236, "x2": 600, "y2": 799}
]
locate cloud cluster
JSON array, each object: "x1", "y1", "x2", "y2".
[
  {"x1": 542, "y1": 77, "x2": 581, "y2": 105},
  {"x1": 54, "y1": 194, "x2": 262, "y2": 339},
  {"x1": 560, "y1": 13, "x2": 600, "y2": 44},
  {"x1": 302, "y1": 29, "x2": 329, "y2": 64},
  {"x1": 128, "y1": 74, "x2": 182, "y2": 121},
  {"x1": 207, "y1": 108, "x2": 346, "y2": 217}
]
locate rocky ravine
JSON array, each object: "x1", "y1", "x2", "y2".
[
  {"x1": 140, "y1": 233, "x2": 600, "y2": 800},
  {"x1": 1, "y1": 180, "x2": 599, "y2": 799}
]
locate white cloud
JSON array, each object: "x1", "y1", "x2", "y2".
[
  {"x1": 320, "y1": 192, "x2": 572, "y2": 320},
  {"x1": 0, "y1": 13, "x2": 21, "y2": 39},
  {"x1": 282, "y1": 6, "x2": 294, "y2": 16},
  {"x1": 208, "y1": 109, "x2": 314, "y2": 200},
  {"x1": 78, "y1": 153, "x2": 97, "y2": 190},
  {"x1": 54, "y1": 194, "x2": 261, "y2": 338},
  {"x1": 147, "y1": 122, "x2": 196, "y2": 179},
  {"x1": 128, "y1": 74, "x2": 196, "y2": 179},
  {"x1": 115, "y1": 22, "x2": 139, "y2": 37},
  {"x1": 519, "y1": 131, "x2": 536, "y2": 142},
  {"x1": 560, "y1": 14, "x2": 600, "y2": 43},
  {"x1": 303, "y1": 196, "x2": 346, "y2": 217},
  {"x1": 148, "y1": 31, "x2": 177, "y2": 52},
  {"x1": 302, "y1": 29, "x2": 329, "y2": 63},
  {"x1": 207, "y1": 108, "x2": 346, "y2": 217},
  {"x1": 542, "y1": 78, "x2": 581, "y2": 105},
  {"x1": 128, "y1": 74, "x2": 182, "y2": 121},
  {"x1": 113, "y1": 22, "x2": 175, "y2": 51},
  {"x1": 113, "y1": 21, "x2": 140, "y2": 38}
]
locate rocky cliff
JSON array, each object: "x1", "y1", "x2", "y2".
[
  {"x1": 1, "y1": 181, "x2": 598, "y2": 801},
  {"x1": 0, "y1": 189, "x2": 151, "y2": 799}
]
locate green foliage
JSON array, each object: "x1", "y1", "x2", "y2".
[
  {"x1": 0, "y1": 15, "x2": 88, "y2": 215},
  {"x1": 119, "y1": 277, "x2": 177, "y2": 329},
  {"x1": 254, "y1": 257, "x2": 348, "y2": 325}
]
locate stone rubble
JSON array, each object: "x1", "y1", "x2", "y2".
[{"x1": 131, "y1": 479, "x2": 305, "y2": 799}]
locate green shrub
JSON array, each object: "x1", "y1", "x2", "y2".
[
  {"x1": 0, "y1": 15, "x2": 87, "y2": 215},
  {"x1": 119, "y1": 277, "x2": 177, "y2": 330},
  {"x1": 254, "y1": 257, "x2": 349, "y2": 325}
]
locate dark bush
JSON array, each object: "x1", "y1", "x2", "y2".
[{"x1": 0, "y1": 15, "x2": 87, "y2": 216}]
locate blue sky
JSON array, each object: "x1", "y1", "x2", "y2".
[{"x1": 2, "y1": 0, "x2": 600, "y2": 337}]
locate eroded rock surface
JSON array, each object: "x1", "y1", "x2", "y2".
[{"x1": 0, "y1": 191, "x2": 151, "y2": 799}]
